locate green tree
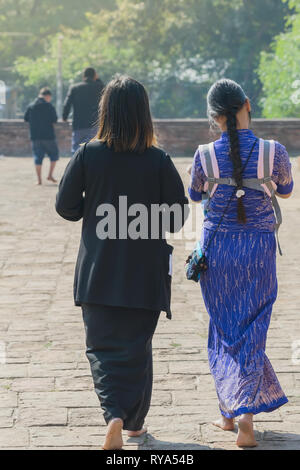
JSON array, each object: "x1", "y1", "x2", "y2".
[
  {"x1": 0, "y1": 0, "x2": 115, "y2": 113},
  {"x1": 4, "y1": 0, "x2": 291, "y2": 117},
  {"x1": 258, "y1": 0, "x2": 300, "y2": 117}
]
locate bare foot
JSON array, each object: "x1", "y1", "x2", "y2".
[
  {"x1": 102, "y1": 418, "x2": 124, "y2": 450},
  {"x1": 127, "y1": 427, "x2": 148, "y2": 437},
  {"x1": 212, "y1": 417, "x2": 235, "y2": 431},
  {"x1": 36, "y1": 181, "x2": 42, "y2": 186},
  {"x1": 236, "y1": 415, "x2": 258, "y2": 448},
  {"x1": 47, "y1": 176, "x2": 57, "y2": 183}
]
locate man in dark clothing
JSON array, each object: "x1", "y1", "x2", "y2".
[
  {"x1": 62, "y1": 67, "x2": 104, "y2": 153},
  {"x1": 24, "y1": 87, "x2": 59, "y2": 185}
]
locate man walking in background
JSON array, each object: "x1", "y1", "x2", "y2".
[
  {"x1": 63, "y1": 67, "x2": 104, "y2": 153},
  {"x1": 24, "y1": 88, "x2": 59, "y2": 185}
]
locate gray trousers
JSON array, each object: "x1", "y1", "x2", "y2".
[{"x1": 72, "y1": 127, "x2": 97, "y2": 153}]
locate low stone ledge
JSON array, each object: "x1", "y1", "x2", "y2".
[{"x1": 1, "y1": 118, "x2": 300, "y2": 157}]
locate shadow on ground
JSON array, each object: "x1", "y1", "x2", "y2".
[
  {"x1": 127, "y1": 433, "x2": 212, "y2": 450},
  {"x1": 126, "y1": 429, "x2": 300, "y2": 451}
]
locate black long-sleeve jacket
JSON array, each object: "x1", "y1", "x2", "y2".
[
  {"x1": 24, "y1": 97, "x2": 57, "y2": 140},
  {"x1": 62, "y1": 78, "x2": 104, "y2": 130},
  {"x1": 56, "y1": 141, "x2": 189, "y2": 318}
]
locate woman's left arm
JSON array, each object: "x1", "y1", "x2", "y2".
[
  {"x1": 55, "y1": 147, "x2": 85, "y2": 221},
  {"x1": 160, "y1": 153, "x2": 190, "y2": 232},
  {"x1": 273, "y1": 143, "x2": 294, "y2": 199}
]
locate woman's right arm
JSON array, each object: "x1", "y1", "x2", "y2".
[
  {"x1": 188, "y1": 149, "x2": 206, "y2": 203},
  {"x1": 55, "y1": 147, "x2": 85, "y2": 221}
]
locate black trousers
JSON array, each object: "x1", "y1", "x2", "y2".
[{"x1": 81, "y1": 303, "x2": 160, "y2": 431}]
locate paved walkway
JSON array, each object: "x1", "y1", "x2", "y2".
[{"x1": 0, "y1": 156, "x2": 299, "y2": 450}]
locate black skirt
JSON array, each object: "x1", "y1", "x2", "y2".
[{"x1": 81, "y1": 303, "x2": 160, "y2": 431}]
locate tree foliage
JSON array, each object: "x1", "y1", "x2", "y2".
[
  {"x1": 0, "y1": 0, "x2": 291, "y2": 117},
  {"x1": 0, "y1": 1, "x2": 114, "y2": 79},
  {"x1": 258, "y1": 0, "x2": 300, "y2": 117}
]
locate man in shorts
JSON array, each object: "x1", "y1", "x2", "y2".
[{"x1": 24, "y1": 87, "x2": 59, "y2": 185}]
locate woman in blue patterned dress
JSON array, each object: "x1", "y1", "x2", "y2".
[{"x1": 188, "y1": 79, "x2": 294, "y2": 447}]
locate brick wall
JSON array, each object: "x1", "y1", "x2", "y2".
[
  {"x1": 1, "y1": 118, "x2": 300, "y2": 157},
  {"x1": 0, "y1": 120, "x2": 71, "y2": 157}
]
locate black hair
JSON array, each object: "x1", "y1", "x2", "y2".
[
  {"x1": 39, "y1": 87, "x2": 52, "y2": 97},
  {"x1": 83, "y1": 67, "x2": 96, "y2": 80},
  {"x1": 95, "y1": 75, "x2": 156, "y2": 153},
  {"x1": 207, "y1": 78, "x2": 250, "y2": 224}
]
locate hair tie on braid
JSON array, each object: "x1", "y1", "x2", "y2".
[{"x1": 236, "y1": 189, "x2": 246, "y2": 198}]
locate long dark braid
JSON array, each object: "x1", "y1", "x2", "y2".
[
  {"x1": 207, "y1": 78, "x2": 250, "y2": 224},
  {"x1": 226, "y1": 111, "x2": 247, "y2": 223}
]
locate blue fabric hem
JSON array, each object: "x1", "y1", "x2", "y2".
[
  {"x1": 276, "y1": 181, "x2": 294, "y2": 195},
  {"x1": 219, "y1": 396, "x2": 288, "y2": 419},
  {"x1": 188, "y1": 186, "x2": 203, "y2": 202}
]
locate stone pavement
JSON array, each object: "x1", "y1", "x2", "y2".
[{"x1": 0, "y1": 156, "x2": 299, "y2": 450}]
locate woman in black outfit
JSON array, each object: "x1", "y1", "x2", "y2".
[{"x1": 56, "y1": 76, "x2": 188, "y2": 450}]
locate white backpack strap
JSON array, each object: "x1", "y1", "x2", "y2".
[
  {"x1": 199, "y1": 142, "x2": 220, "y2": 198},
  {"x1": 258, "y1": 139, "x2": 277, "y2": 196},
  {"x1": 258, "y1": 139, "x2": 283, "y2": 256}
]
